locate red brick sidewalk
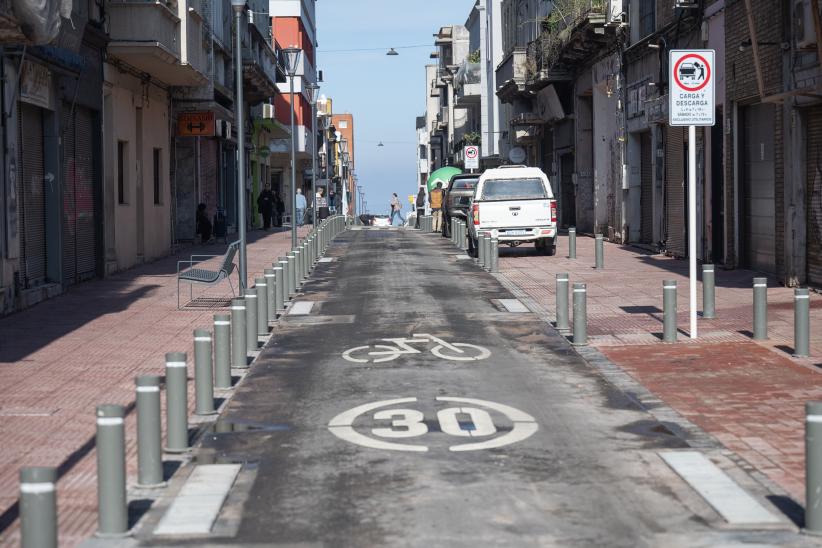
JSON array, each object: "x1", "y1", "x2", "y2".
[
  {"x1": 500, "y1": 234, "x2": 822, "y2": 502},
  {"x1": 0, "y1": 227, "x2": 307, "y2": 547}
]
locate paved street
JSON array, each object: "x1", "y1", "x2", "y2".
[
  {"x1": 122, "y1": 228, "x2": 808, "y2": 546},
  {"x1": 499, "y1": 234, "x2": 822, "y2": 503}
]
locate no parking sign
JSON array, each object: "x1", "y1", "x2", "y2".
[
  {"x1": 669, "y1": 50, "x2": 715, "y2": 126},
  {"x1": 464, "y1": 145, "x2": 479, "y2": 170}
]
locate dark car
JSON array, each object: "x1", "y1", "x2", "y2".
[{"x1": 441, "y1": 173, "x2": 479, "y2": 238}]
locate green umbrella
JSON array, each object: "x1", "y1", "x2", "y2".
[{"x1": 426, "y1": 166, "x2": 462, "y2": 192}]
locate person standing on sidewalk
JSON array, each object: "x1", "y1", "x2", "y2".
[
  {"x1": 257, "y1": 183, "x2": 274, "y2": 230},
  {"x1": 429, "y1": 182, "x2": 445, "y2": 232},
  {"x1": 274, "y1": 191, "x2": 284, "y2": 227},
  {"x1": 390, "y1": 193, "x2": 406, "y2": 226},
  {"x1": 415, "y1": 187, "x2": 426, "y2": 228},
  {"x1": 295, "y1": 188, "x2": 307, "y2": 227},
  {"x1": 316, "y1": 187, "x2": 330, "y2": 221}
]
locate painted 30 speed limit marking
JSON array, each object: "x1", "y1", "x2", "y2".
[{"x1": 327, "y1": 397, "x2": 538, "y2": 452}]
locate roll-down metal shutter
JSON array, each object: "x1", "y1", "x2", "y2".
[
  {"x1": 17, "y1": 102, "x2": 46, "y2": 287},
  {"x1": 665, "y1": 126, "x2": 685, "y2": 256},
  {"x1": 62, "y1": 104, "x2": 98, "y2": 285},
  {"x1": 741, "y1": 104, "x2": 776, "y2": 273},
  {"x1": 807, "y1": 106, "x2": 822, "y2": 285},
  {"x1": 640, "y1": 131, "x2": 653, "y2": 244}
]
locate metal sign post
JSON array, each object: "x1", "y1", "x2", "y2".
[{"x1": 670, "y1": 49, "x2": 715, "y2": 340}]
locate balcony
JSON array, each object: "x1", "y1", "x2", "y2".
[
  {"x1": 495, "y1": 48, "x2": 527, "y2": 103},
  {"x1": 243, "y1": 24, "x2": 279, "y2": 104},
  {"x1": 108, "y1": 0, "x2": 207, "y2": 86},
  {"x1": 528, "y1": 0, "x2": 617, "y2": 88},
  {"x1": 455, "y1": 61, "x2": 481, "y2": 106}
]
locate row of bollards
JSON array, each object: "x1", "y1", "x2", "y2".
[{"x1": 17, "y1": 216, "x2": 349, "y2": 546}]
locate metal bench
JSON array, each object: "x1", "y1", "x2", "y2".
[{"x1": 176, "y1": 240, "x2": 241, "y2": 309}]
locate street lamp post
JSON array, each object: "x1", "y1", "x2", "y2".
[
  {"x1": 340, "y1": 139, "x2": 349, "y2": 218},
  {"x1": 282, "y1": 45, "x2": 302, "y2": 250},
  {"x1": 305, "y1": 82, "x2": 320, "y2": 226},
  {"x1": 231, "y1": 0, "x2": 247, "y2": 288}
]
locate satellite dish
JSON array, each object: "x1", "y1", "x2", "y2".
[{"x1": 508, "y1": 146, "x2": 526, "y2": 164}]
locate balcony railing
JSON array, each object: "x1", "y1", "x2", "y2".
[
  {"x1": 495, "y1": 47, "x2": 528, "y2": 102},
  {"x1": 243, "y1": 23, "x2": 279, "y2": 103},
  {"x1": 455, "y1": 60, "x2": 481, "y2": 104}
]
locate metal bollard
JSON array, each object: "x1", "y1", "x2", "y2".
[
  {"x1": 230, "y1": 298, "x2": 247, "y2": 369},
  {"x1": 753, "y1": 277, "x2": 768, "y2": 340},
  {"x1": 294, "y1": 248, "x2": 303, "y2": 285},
  {"x1": 193, "y1": 329, "x2": 215, "y2": 415},
  {"x1": 274, "y1": 263, "x2": 286, "y2": 312},
  {"x1": 452, "y1": 218, "x2": 457, "y2": 245},
  {"x1": 568, "y1": 227, "x2": 577, "y2": 259},
  {"x1": 572, "y1": 283, "x2": 587, "y2": 346},
  {"x1": 484, "y1": 234, "x2": 493, "y2": 271},
  {"x1": 164, "y1": 352, "x2": 188, "y2": 453},
  {"x1": 244, "y1": 287, "x2": 258, "y2": 352},
  {"x1": 264, "y1": 268, "x2": 276, "y2": 322},
  {"x1": 556, "y1": 273, "x2": 570, "y2": 331},
  {"x1": 490, "y1": 238, "x2": 499, "y2": 272},
  {"x1": 595, "y1": 234, "x2": 604, "y2": 269},
  {"x1": 663, "y1": 280, "x2": 678, "y2": 343},
  {"x1": 213, "y1": 314, "x2": 231, "y2": 389},
  {"x1": 795, "y1": 288, "x2": 810, "y2": 358},
  {"x1": 477, "y1": 231, "x2": 484, "y2": 265},
  {"x1": 136, "y1": 375, "x2": 163, "y2": 487},
  {"x1": 20, "y1": 467, "x2": 57, "y2": 548},
  {"x1": 95, "y1": 404, "x2": 128, "y2": 537},
  {"x1": 255, "y1": 277, "x2": 268, "y2": 336},
  {"x1": 808, "y1": 402, "x2": 822, "y2": 534},
  {"x1": 286, "y1": 253, "x2": 297, "y2": 297},
  {"x1": 702, "y1": 264, "x2": 716, "y2": 319}
]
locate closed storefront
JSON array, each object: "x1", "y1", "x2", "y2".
[
  {"x1": 17, "y1": 102, "x2": 46, "y2": 287},
  {"x1": 665, "y1": 126, "x2": 685, "y2": 256},
  {"x1": 741, "y1": 103, "x2": 776, "y2": 274},
  {"x1": 62, "y1": 104, "x2": 99, "y2": 285},
  {"x1": 806, "y1": 106, "x2": 822, "y2": 285},
  {"x1": 640, "y1": 131, "x2": 653, "y2": 244}
]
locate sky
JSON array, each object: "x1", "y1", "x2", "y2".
[{"x1": 316, "y1": 0, "x2": 476, "y2": 215}]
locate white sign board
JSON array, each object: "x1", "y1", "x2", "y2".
[
  {"x1": 669, "y1": 49, "x2": 715, "y2": 127},
  {"x1": 464, "y1": 146, "x2": 479, "y2": 170}
]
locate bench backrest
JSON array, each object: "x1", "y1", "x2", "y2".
[{"x1": 220, "y1": 241, "x2": 240, "y2": 275}]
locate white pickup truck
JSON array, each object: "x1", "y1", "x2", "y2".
[{"x1": 467, "y1": 165, "x2": 557, "y2": 256}]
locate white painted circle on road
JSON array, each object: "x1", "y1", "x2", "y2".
[{"x1": 328, "y1": 397, "x2": 538, "y2": 452}]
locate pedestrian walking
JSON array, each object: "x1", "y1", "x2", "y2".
[
  {"x1": 257, "y1": 183, "x2": 274, "y2": 230},
  {"x1": 274, "y1": 191, "x2": 284, "y2": 227},
  {"x1": 316, "y1": 187, "x2": 330, "y2": 221},
  {"x1": 415, "y1": 187, "x2": 426, "y2": 228},
  {"x1": 296, "y1": 188, "x2": 307, "y2": 227},
  {"x1": 429, "y1": 182, "x2": 445, "y2": 232},
  {"x1": 389, "y1": 193, "x2": 406, "y2": 226}
]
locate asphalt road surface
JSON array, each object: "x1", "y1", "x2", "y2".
[{"x1": 145, "y1": 228, "x2": 813, "y2": 547}]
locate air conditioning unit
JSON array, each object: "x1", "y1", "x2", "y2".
[
  {"x1": 795, "y1": 0, "x2": 818, "y2": 49},
  {"x1": 216, "y1": 120, "x2": 231, "y2": 139},
  {"x1": 262, "y1": 103, "x2": 274, "y2": 119}
]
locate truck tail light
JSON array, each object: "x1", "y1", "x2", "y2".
[
  {"x1": 472, "y1": 203, "x2": 480, "y2": 225},
  {"x1": 550, "y1": 200, "x2": 557, "y2": 223}
]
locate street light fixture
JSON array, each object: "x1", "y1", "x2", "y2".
[
  {"x1": 231, "y1": 0, "x2": 248, "y2": 288},
  {"x1": 282, "y1": 45, "x2": 302, "y2": 249},
  {"x1": 305, "y1": 81, "x2": 320, "y2": 225},
  {"x1": 339, "y1": 140, "x2": 349, "y2": 217}
]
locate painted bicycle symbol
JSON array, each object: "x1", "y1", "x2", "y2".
[{"x1": 342, "y1": 333, "x2": 491, "y2": 364}]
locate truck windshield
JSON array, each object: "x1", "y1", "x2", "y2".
[{"x1": 481, "y1": 178, "x2": 548, "y2": 200}]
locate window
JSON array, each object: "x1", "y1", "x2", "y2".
[
  {"x1": 480, "y1": 178, "x2": 549, "y2": 200},
  {"x1": 153, "y1": 148, "x2": 162, "y2": 205},
  {"x1": 452, "y1": 177, "x2": 478, "y2": 190},
  {"x1": 117, "y1": 141, "x2": 127, "y2": 204},
  {"x1": 639, "y1": 0, "x2": 655, "y2": 38},
  {"x1": 419, "y1": 145, "x2": 427, "y2": 160},
  {"x1": 338, "y1": 120, "x2": 348, "y2": 129}
]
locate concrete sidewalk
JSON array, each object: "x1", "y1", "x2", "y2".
[
  {"x1": 500, "y1": 234, "x2": 822, "y2": 502},
  {"x1": 0, "y1": 227, "x2": 307, "y2": 547}
]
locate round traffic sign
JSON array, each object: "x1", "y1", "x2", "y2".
[
  {"x1": 465, "y1": 146, "x2": 479, "y2": 159},
  {"x1": 673, "y1": 53, "x2": 711, "y2": 92}
]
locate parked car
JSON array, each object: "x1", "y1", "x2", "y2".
[
  {"x1": 441, "y1": 173, "x2": 480, "y2": 238},
  {"x1": 467, "y1": 165, "x2": 557, "y2": 257},
  {"x1": 372, "y1": 215, "x2": 391, "y2": 227}
]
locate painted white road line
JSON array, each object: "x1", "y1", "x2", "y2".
[
  {"x1": 436, "y1": 397, "x2": 538, "y2": 452},
  {"x1": 288, "y1": 301, "x2": 315, "y2": 315},
  {"x1": 155, "y1": 464, "x2": 241, "y2": 535},
  {"x1": 498, "y1": 299, "x2": 530, "y2": 313},
  {"x1": 660, "y1": 451, "x2": 782, "y2": 525},
  {"x1": 318, "y1": 257, "x2": 336, "y2": 263}
]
